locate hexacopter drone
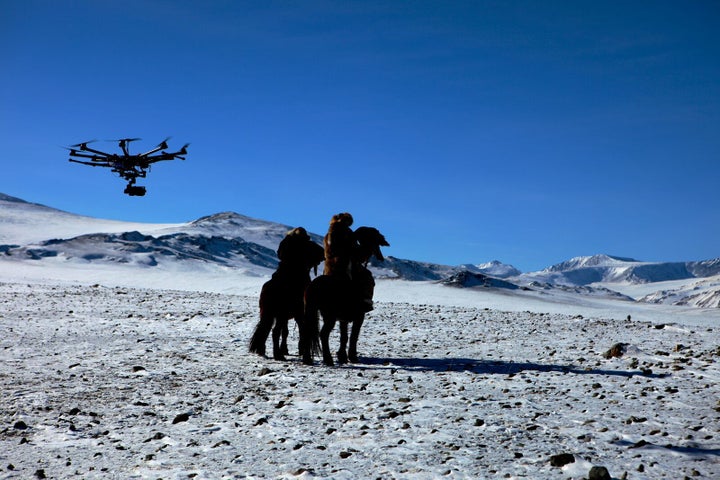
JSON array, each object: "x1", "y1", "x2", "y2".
[{"x1": 67, "y1": 138, "x2": 188, "y2": 196}]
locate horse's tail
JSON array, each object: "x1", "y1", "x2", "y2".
[
  {"x1": 301, "y1": 280, "x2": 322, "y2": 361},
  {"x1": 249, "y1": 280, "x2": 274, "y2": 356}
]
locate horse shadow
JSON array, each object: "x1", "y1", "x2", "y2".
[
  {"x1": 612, "y1": 439, "x2": 720, "y2": 457},
  {"x1": 360, "y1": 356, "x2": 668, "y2": 379}
]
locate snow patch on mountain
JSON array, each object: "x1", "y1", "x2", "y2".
[
  {"x1": 0, "y1": 193, "x2": 182, "y2": 245},
  {"x1": 519, "y1": 254, "x2": 710, "y2": 286},
  {"x1": 545, "y1": 254, "x2": 639, "y2": 272},
  {"x1": 184, "y1": 212, "x2": 317, "y2": 250},
  {"x1": 640, "y1": 275, "x2": 720, "y2": 308},
  {"x1": 462, "y1": 260, "x2": 522, "y2": 278},
  {"x1": 440, "y1": 271, "x2": 520, "y2": 290}
]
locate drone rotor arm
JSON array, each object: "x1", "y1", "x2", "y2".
[
  {"x1": 76, "y1": 145, "x2": 112, "y2": 157},
  {"x1": 68, "y1": 151, "x2": 110, "y2": 161},
  {"x1": 69, "y1": 158, "x2": 113, "y2": 167}
]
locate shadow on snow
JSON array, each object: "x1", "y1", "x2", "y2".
[{"x1": 360, "y1": 356, "x2": 668, "y2": 379}]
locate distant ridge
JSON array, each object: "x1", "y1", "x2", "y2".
[
  {"x1": 521, "y1": 254, "x2": 720, "y2": 286},
  {"x1": 1, "y1": 192, "x2": 719, "y2": 307},
  {"x1": 544, "y1": 254, "x2": 639, "y2": 272},
  {"x1": 0, "y1": 193, "x2": 30, "y2": 203}
]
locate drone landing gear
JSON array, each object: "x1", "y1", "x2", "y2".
[{"x1": 124, "y1": 185, "x2": 147, "y2": 196}]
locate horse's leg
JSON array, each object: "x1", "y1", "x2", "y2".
[
  {"x1": 271, "y1": 318, "x2": 287, "y2": 361},
  {"x1": 348, "y1": 315, "x2": 364, "y2": 363},
  {"x1": 320, "y1": 313, "x2": 336, "y2": 366},
  {"x1": 337, "y1": 321, "x2": 349, "y2": 365},
  {"x1": 280, "y1": 320, "x2": 290, "y2": 357},
  {"x1": 301, "y1": 278, "x2": 326, "y2": 365},
  {"x1": 249, "y1": 308, "x2": 273, "y2": 357}
]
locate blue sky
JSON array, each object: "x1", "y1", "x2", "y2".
[{"x1": 2, "y1": 1, "x2": 718, "y2": 272}]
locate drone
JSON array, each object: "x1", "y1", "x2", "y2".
[{"x1": 67, "y1": 138, "x2": 188, "y2": 196}]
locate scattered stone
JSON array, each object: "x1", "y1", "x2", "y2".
[
  {"x1": 629, "y1": 439, "x2": 649, "y2": 449},
  {"x1": 603, "y1": 343, "x2": 629, "y2": 359},
  {"x1": 13, "y1": 421, "x2": 28, "y2": 430},
  {"x1": 549, "y1": 453, "x2": 575, "y2": 467},
  {"x1": 172, "y1": 413, "x2": 190, "y2": 424},
  {"x1": 132, "y1": 366, "x2": 146, "y2": 372},
  {"x1": 35, "y1": 469, "x2": 46, "y2": 479},
  {"x1": 257, "y1": 367, "x2": 273, "y2": 377},
  {"x1": 143, "y1": 432, "x2": 166, "y2": 442},
  {"x1": 626, "y1": 416, "x2": 648, "y2": 424},
  {"x1": 588, "y1": 466, "x2": 611, "y2": 480},
  {"x1": 339, "y1": 451, "x2": 352, "y2": 459}
]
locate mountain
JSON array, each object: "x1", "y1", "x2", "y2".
[
  {"x1": 519, "y1": 254, "x2": 720, "y2": 286},
  {"x1": 5, "y1": 231, "x2": 279, "y2": 270},
  {"x1": 0, "y1": 193, "x2": 471, "y2": 283},
  {"x1": 2, "y1": 193, "x2": 719, "y2": 307},
  {"x1": 0, "y1": 195, "x2": 300, "y2": 278},
  {"x1": 462, "y1": 260, "x2": 521, "y2": 278}
]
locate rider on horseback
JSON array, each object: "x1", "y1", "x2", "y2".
[
  {"x1": 323, "y1": 213, "x2": 377, "y2": 312},
  {"x1": 274, "y1": 226, "x2": 319, "y2": 288},
  {"x1": 249, "y1": 227, "x2": 323, "y2": 360}
]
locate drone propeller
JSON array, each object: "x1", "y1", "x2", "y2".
[
  {"x1": 108, "y1": 137, "x2": 142, "y2": 143},
  {"x1": 179, "y1": 143, "x2": 190, "y2": 155},
  {"x1": 157, "y1": 136, "x2": 171, "y2": 149},
  {"x1": 70, "y1": 139, "x2": 98, "y2": 148}
]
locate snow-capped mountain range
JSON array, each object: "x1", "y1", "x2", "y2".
[{"x1": 1, "y1": 193, "x2": 718, "y2": 308}]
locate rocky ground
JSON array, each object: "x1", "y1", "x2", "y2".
[{"x1": 1, "y1": 282, "x2": 718, "y2": 479}]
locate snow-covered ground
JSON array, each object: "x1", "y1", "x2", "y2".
[{"x1": 1, "y1": 279, "x2": 718, "y2": 479}]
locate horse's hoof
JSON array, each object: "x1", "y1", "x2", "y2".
[
  {"x1": 273, "y1": 355, "x2": 287, "y2": 361},
  {"x1": 323, "y1": 357, "x2": 334, "y2": 366},
  {"x1": 348, "y1": 354, "x2": 359, "y2": 363},
  {"x1": 337, "y1": 351, "x2": 348, "y2": 365}
]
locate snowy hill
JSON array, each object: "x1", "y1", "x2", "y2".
[
  {"x1": 519, "y1": 254, "x2": 720, "y2": 286},
  {"x1": 441, "y1": 270, "x2": 520, "y2": 290},
  {"x1": 0, "y1": 193, "x2": 183, "y2": 245},
  {"x1": 2, "y1": 193, "x2": 719, "y2": 308},
  {"x1": 639, "y1": 275, "x2": 720, "y2": 308}
]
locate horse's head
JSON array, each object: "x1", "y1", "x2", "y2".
[{"x1": 354, "y1": 226, "x2": 390, "y2": 263}]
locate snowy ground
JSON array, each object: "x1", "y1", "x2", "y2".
[{"x1": 1, "y1": 280, "x2": 718, "y2": 479}]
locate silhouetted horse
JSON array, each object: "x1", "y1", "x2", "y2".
[
  {"x1": 302, "y1": 226, "x2": 389, "y2": 366},
  {"x1": 249, "y1": 228, "x2": 324, "y2": 360}
]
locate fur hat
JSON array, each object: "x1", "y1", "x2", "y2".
[
  {"x1": 330, "y1": 212, "x2": 354, "y2": 227},
  {"x1": 287, "y1": 227, "x2": 308, "y2": 239}
]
